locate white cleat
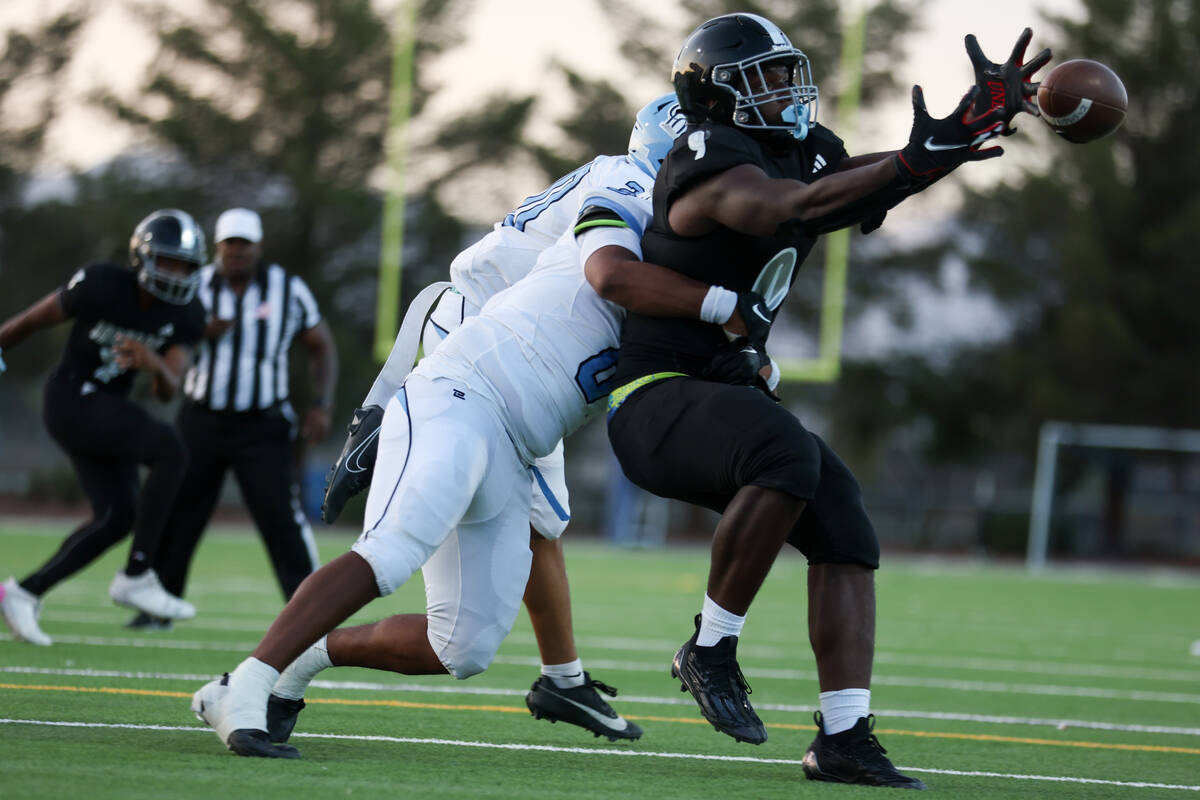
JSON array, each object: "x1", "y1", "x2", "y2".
[
  {"x1": 1, "y1": 577, "x2": 52, "y2": 646},
  {"x1": 192, "y1": 675, "x2": 300, "y2": 758},
  {"x1": 109, "y1": 569, "x2": 195, "y2": 620}
]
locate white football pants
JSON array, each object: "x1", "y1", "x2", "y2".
[
  {"x1": 423, "y1": 290, "x2": 570, "y2": 538},
  {"x1": 351, "y1": 374, "x2": 533, "y2": 678}
]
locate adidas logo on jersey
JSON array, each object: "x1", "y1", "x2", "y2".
[{"x1": 811, "y1": 154, "x2": 827, "y2": 174}]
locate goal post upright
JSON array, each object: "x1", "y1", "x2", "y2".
[
  {"x1": 778, "y1": 4, "x2": 865, "y2": 384},
  {"x1": 1026, "y1": 421, "x2": 1200, "y2": 570},
  {"x1": 375, "y1": 0, "x2": 418, "y2": 364}
]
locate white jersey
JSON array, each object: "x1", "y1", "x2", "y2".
[
  {"x1": 449, "y1": 154, "x2": 650, "y2": 311},
  {"x1": 415, "y1": 158, "x2": 653, "y2": 465}
]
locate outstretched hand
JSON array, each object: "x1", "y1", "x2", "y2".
[
  {"x1": 965, "y1": 28, "x2": 1052, "y2": 134},
  {"x1": 894, "y1": 85, "x2": 1006, "y2": 186}
]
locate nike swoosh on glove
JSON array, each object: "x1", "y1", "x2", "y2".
[{"x1": 894, "y1": 85, "x2": 1007, "y2": 187}]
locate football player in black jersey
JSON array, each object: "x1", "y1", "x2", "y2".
[
  {"x1": 606, "y1": 14, "x2": 1048, "y2": 790},
  {"x1": 0, "y1": 209, "x2": 209, "y2": 646}
]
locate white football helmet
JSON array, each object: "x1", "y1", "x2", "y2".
[{"x1": 627, "y1": 93, "x2": 688, "y2": 179}]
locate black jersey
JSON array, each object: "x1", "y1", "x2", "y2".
[
  {"x1": 614, "y1": 121, "x2": 847, "y2": 383},
  {"x1": 55, "y1": 262, "x2": 205, "y2": 396}
]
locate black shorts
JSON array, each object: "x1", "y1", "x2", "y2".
[{"x1": 607, "y1": 376, "x2": 879, "y2": 569}]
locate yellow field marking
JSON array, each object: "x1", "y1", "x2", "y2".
[
  {"x1": 3, "y1": 682, "x2": 1198, "y2": 756},
  {"x1": 873, "y1": 727, "x2": 1200, "y2": 756}
]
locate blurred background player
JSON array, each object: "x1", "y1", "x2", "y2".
[
  {"x1": 607, "y1": 13, "x2": 1046, "y2": 790},
  {"x1": 132, "y1": 208, "x2": 338, "y2": 630},
  {"x1": 312, "y1": 96, "x2": 690, "y2": 742},
  {"x1": 0, "y1": 209, "x2": 208, "y2": 645}
]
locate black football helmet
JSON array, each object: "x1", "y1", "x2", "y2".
[
  {"x1": 673, "y1": 13, "x2": 818, "y2": 141},
  {"x1": 129, "y1": 209, "x2": 207, "y2": 305}
]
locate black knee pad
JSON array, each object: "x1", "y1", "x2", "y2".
[{"x1": 788, "y1": 435, "x2": 880, "y2": 569}]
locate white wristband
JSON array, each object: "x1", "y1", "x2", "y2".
[
  {"x1": 700, "y1": 286, "x2": 738, "y2": 325},
  {"x1": 765, "y1": 358, "x2": 781, "y2": 392}
]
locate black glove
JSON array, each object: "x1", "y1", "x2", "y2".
[
  {"x1": 703, "y1": 336, "x2": 770, "y2": 387},
  {"x1": 894, "y1": 85, "x2": 1006, "y2": 187},
  {"x1": 860, "y1": 209, "x2": 887, "y2": 235},
  {"x1": 729, "y1": 290, "x2": 774, "y2": 343},
  {"x1": 965, "y1": 28, "x2": 1052, "y2": 135}
]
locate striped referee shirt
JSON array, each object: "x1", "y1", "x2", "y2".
[{"x1": 182, "y1": 262, "x2": 321, "y2": 412}]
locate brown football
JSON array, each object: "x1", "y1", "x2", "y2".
[{"x1": 1037, "y1": 59, "x2": 1128, "y2": 143}]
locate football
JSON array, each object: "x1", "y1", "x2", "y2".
[{"x1": 1036, "y1": 59, "x2": 1128, "y2": 143}]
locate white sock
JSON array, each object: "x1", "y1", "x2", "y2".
[
  {"x1": 696, "y1": 595, "x2": 745, "y2": 646},
  {"x1": 541, "y1": 658, "x2": 585, "y2": 689},
  {"x1": 272, "y1": 636, "x2": 333, "y2": 700},
  {"x1": 226, "y1": 657, "x2": 280, "y2": 732},
  {"x1": 819, "y1": 688, "x2": 871, "y2": 735}
]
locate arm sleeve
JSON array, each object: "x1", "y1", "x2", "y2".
[{"x1": 573, "y1": 185, "x2": 653, "y2": 262}]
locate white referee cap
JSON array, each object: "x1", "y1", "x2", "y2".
[{"x1": 214, "y1": 208, "x2": 263, "y2": 243}]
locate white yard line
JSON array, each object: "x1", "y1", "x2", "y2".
[
  {"x1": 29, "y1": 614, "x2": 1200, "y2": 683},
  {"x1": 4, "y1": 665, "x2": 1199, "y2": 737},
  {"x1": 5, "y1": 633, "x2": 1200, "y2": 705},
  {"x1": 0, "y1": 717, "x2": 1196, "y2": 792}
]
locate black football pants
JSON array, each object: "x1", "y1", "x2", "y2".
[
  {"x1": 21, "y1": 371, "x2": 188, "y2": 596},
  {"x1": 152, "y1": 402, "x2": 318, "y2": 601}
]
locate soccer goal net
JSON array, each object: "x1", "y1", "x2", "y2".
[{"x1": 1026, "y1": 421, "x2": 1200, "y2": 569}]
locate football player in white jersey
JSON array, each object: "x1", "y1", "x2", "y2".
[
  {"x1": 313, "y1": 96, "x2": 689, "y2": 742},
  {"x1": 192, "y1": 96, "x2": 769, "y2": 758}
]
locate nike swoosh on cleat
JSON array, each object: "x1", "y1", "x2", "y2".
[
  {"x1": 752, "y1": 306, "x2": 771, "y2": 323},
  {"x1": 345, "y1": 428, "x2": 381, "y2": 474},
  {"x1": 923, "y1": 137, "x2": 968, "y2": 151},
  {"x1": 546, "y1": 690, "x2": 629, "y2": 732}
]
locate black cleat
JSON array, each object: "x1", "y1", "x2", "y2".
[
  {"x1": 266, "y1": 694, "x2": 306, "y2": 743},
  {"x1": 227, "y1": 728, "x2": 301, "y2": 759},
  {"x1": 321, "y1": 405, "x2": 384, "y2": 524},
  {"x1": 125, "y1": 611, "x2": 173, "y2": 631},
  {"x1": 802, "y1": 712, "x2": 927, "y2": 790},
  {"x1": 526, "y1": 672, "x2": 643, "y2": 742},
  {"x1": 670, "y1": 614, "x2": 766, "y2": 744}
]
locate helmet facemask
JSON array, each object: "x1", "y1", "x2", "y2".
[
  {"x1": 712, "y1": 51, "x2": 818, "y2": 141},
  {"x1": 137, "y1": 253, "x2": 202, "y2": 305}
]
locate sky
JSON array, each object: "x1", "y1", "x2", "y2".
[{"x1": 1, "y1": 0, "x2": 1083, "y2": 171}]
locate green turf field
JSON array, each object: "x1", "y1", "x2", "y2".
[{"x1": 1, "y1": 519, "x2": 1198, "y2": 798}]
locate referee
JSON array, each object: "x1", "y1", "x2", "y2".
[{"x1": 135, "y1": 208, "x2": 338, "y2": 627}]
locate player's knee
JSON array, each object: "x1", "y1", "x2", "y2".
[
  {"x1": 350, "y1": 539, "x2": 423, "y2": 597},
  {"x1": 530, "y1": 506, "x2": 569, "y2": 539},
  {"x1": 434, "y1": 634, "x2": 501, "y2": 680},
  {"x1": 744, "y1": 429, "x2": 822, "y2": 497},
  {"x1": 427, "y1": 615, "x2": 506, "y2": 680},
  {"x1": 445, "y1": 650, "x2": 493, "y2": 680}
]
